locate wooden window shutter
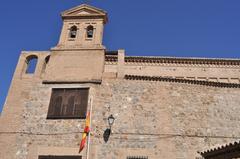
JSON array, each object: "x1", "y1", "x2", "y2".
[
  {"x1": 47, "y1": 89, "x2": 63, "y2": 119},
  {"x1": 47, "y1": 88, "x2": 89, "y2": 119},
  {"x1": 54, "y1": 96, "x2": 63, "y2": 116},
  {"x1": 66, "y1": 96, "x2": 75, "y2": 116},
  {"x1": 74, "y1": 88, "x2": 89, "y2": 118}
]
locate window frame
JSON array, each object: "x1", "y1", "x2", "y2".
[{"x1": 47, "y1": 88, "x2": 89, "y2": 120}]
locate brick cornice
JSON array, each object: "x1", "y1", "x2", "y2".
[
  {"x1": 124, "y1": 56, "x2": 240, "y2": 66},
  {"x1": 105, "y1": 55, "x2": 240, "y2": 66},
  {"x1": 105, "y1": 55, "x2": 117, "y2": 64},
  {"x1": 124, "y1": 75, "x2": 240, "y2": 88}
]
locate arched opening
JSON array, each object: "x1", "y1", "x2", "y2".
[
  {"x1": 86, "y1": 25, "x2": 94, "y2": 38},
  {"x1": 25, "y1": 55, "x2": 38, "y2": 74},
  {"x1": 45, "y1": 55, "x2": 50, "y2": 64},
  {"x1": 42, "y1": 55, "x2": 50, "y2": 73},
  {"x1": 69, "y1": 25, "x2": 78, "y2": 38}
]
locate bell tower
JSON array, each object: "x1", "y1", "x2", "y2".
[
  {"x1": 44, "y1": 4, "x2": 108, "y2": 83},
  {"x1": 55, "y1": 4, "x2": 108, "y2": 49}
]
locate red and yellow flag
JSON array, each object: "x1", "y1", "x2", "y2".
[{"x1": 79, "y1": 111, "x2": 90, "y2": 153}]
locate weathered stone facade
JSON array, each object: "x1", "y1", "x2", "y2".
[{"x1": 0, "y1": 4, "x2": 240, "y2": 159}]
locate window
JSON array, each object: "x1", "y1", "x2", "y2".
[
  {"x1": 45, "y1": 55, "x2": 50, "y2": 64},
  {"x1": 42, "y1": 55, "x2": 50, "y2": 73},
  {"x1": 86, "y1": 25, "x2": 94, "y2": 38},
  {"x1": 47, "y1": 88, "x2": 89, "y2": 119},
  {"x1": 69, "y1": 25, "x2": 78, "y2": 38},
  {"x1": 127, "y1": 157, "x2": 148, "y2": 159},
  {"x1": 39, "y1": 156, "x2": 82, "y2": 159},
  {"x1": 25, "y1": 55, "x2": 38, "y2": 74}
]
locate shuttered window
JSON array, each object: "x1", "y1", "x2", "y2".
[
  {"x1": 47, "y1": 88, "x2": 89, "y2": 119},
  {"x1": 39, "y1": 156, "x2": 82, "y2": 159}
]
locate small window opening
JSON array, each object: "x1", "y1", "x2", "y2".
[
  {"x1": 45, "y1": 55, "x2": 50, "y2": 64},
  {"x1": 69, "y1": 26, "x2": 77, "y2": 38},
  {"x1": 26, "y1": 55, "x2": 38, "y2": 74},
  {"x1": 41, "y1": 55, "x2": 50, "y2": 74},
  {"x1": 86, "y1": 25, "x2": 94, "y2": 38}
]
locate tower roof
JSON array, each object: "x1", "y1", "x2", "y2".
[{"x1": 61, "y1": 4, "x2": 108, "y2": 23}]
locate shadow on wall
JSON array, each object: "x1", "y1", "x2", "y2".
[{"x1": 103, "y1": 128, "x2": 111, "y2": 143}]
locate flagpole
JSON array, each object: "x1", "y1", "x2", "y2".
[{"x1": 86, "y1": 96, "x2": 93, "y2": 159}]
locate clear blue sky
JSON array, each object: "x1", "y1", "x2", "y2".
[{"x1": 1, "y1": 0, "x2": 240, "y2": 113}]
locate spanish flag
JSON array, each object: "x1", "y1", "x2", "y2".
[{"x1": 79, "y1": 111, "x2": 90, "y2": 153}]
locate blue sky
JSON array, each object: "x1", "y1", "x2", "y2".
[{"x1": 1, "y1": 0, "x2": 240, "y2": 113}]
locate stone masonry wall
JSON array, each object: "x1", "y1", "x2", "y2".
[
  {"x1": 1, "y1": 77, "x2": 240, "y2": 159},
  {"x1": 92, "y1": 79, "x2": 240, "y2": 159}
]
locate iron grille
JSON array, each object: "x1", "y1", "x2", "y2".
[
  {"x1": 38, "y1": 156, "x2": 81, "y2": 159},
  {"x1": 127, "y1": 156, "x2": 148, "y2": 159}
]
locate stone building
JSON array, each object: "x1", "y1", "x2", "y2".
[{"x1": 0, "y1": 4, "x2": 240, "y2": 159}]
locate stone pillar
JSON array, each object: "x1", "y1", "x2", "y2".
[{"x1": 117, "y1": 49, "x2": 125, "y2": 78}]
